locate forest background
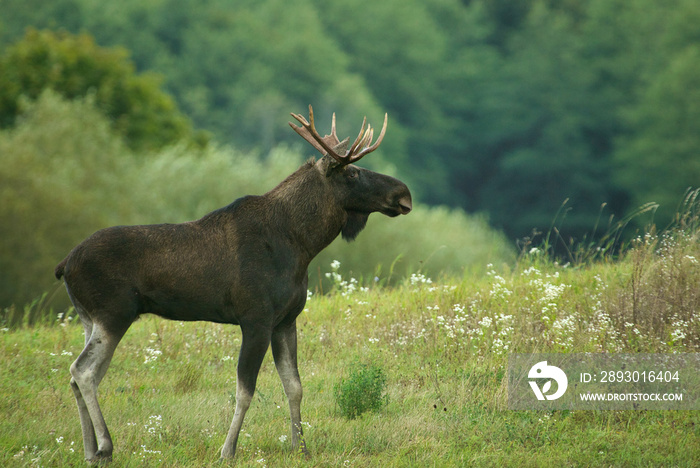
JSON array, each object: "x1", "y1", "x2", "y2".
[{"x1": 1, "y1": 0, "x2": 699, "y2": 309}]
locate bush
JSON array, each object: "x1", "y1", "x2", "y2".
[
  {"x1": 334, "y1": 362, "x2": 389, "y2": 419},
  {"x1": 311, "y1": 204, "x2": 514, "y2": 289}
]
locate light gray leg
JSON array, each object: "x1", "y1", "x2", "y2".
[
  {"x1": 71, "y1": 318, "x2": 97, "y2": 460},
  {"x1": 271, "y1": 321, "x2": 308, "y2": 455},
  {"x1": 221, "y1": 326, "x2": 271, "y2": 460},
  {"x1": 70, "y1": 321, "x2": 125, "y2": 463}
]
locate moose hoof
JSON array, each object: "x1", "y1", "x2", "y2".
[
  {"x1": 87, "y1": 450, "x2": 113, "y2": 465},
  {"x1": 218, "y1": 449, "x2": 236, "y2": 463}
]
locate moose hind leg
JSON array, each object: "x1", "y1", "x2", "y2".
[
  {"x1": 70, "y1": 317, "x2": 98, "y2": 460},
  {"x1": 70, "y1": 320, "x2": 127, "y2": 463},
  {"x1": 221, "y1": 325, "x2": 271, "y2": 460},
  {"x1": 271, "y1": 321, "x2": 308, "y2": 455}
]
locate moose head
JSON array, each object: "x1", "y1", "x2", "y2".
[{"x1": 290, "y1": 105, "x2": 412, "y2": 240}]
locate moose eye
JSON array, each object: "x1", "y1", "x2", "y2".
[{"x1": 346, "y1": 169, "x2": 359, "y2": 179}]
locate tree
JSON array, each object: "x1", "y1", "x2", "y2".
[
  {"x1": 77, "y1": 0, "x2": 388, "y2": 154},
  {"x1": 581, "y1": 0, "x2": 700, "y2": 227},
  {"x1": 455, "y1": 2, "x2": 622, "y2": 238},
  {"x1": 614, "y1": 46, "x2": 700, "y2": 225},
  {"x1": 0, "y1": 29, "x2": 203, "y2": 151}
]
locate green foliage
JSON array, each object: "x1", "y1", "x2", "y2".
[
  {"x1": 0, "y1": 28, "x2": 202, "y2": 151},
  {"x1": 614, "y1": 44, "x2": 700, "y2": 227},
  {"x1": 1, "y1": 0, "x2": 699, "y2": 240},
  {"x1": 472, "y1": 3, "x2": 616, "y2": 236},
  {"x1": 0, "y1": 90, "x2": 128, "y2": 307},
  {"x1": 334, "y1": 362, "x2": 388, "y2": 419},
  {"x1": 77, "y1": 0, "x2": 387, "y2": 154}
]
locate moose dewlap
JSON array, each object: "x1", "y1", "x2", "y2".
[{"x1": 54, "y1": 106, "x2": 411, "y2": 463}]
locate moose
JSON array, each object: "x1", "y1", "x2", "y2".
[{"x1": 54, "y1": 106, "x2": 412, "y2": 463}]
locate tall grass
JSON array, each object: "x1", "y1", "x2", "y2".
[{"x1": 2, "y1": 198, "x2": 698, "y2": 466}]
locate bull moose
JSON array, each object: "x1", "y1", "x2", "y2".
[{"x1": 54, "y1": 106, "x2": 412, "y2": 463}]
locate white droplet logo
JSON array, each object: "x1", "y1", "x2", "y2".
[{"x1": 528, "y1": 361, "x2": 568, "y2": 400}]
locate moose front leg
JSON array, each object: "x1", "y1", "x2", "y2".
[
  {"x1": 221, "y1": 325, "x2": 271, "y2": 460},
  {"x1": 271, "y1": 320, "x2": 308, "y2": 456}
]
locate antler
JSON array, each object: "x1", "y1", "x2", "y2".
[{"x1": 289, "y1": 105, "x2": 387, "y2": 165}]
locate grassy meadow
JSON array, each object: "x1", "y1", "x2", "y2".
[{"x1": 2, "y1": 206, "x2": 699, "y2": 467}]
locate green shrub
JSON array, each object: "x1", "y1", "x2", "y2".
[
  {"x1": 311, "y1": 203, "x2": 514, "y2": 288},
  {"x1": 334, "y1": 362, "x2": 388, "y2": 419}
]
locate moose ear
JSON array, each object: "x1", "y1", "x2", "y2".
[{"x1": 317, "y1": 155, "x2": 336, "y2": 176}]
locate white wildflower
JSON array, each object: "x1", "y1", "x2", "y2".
[{"x1": 143, "y1": 348, "x2": 162, "y2": 365}]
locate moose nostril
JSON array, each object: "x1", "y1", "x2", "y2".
[{"x1": 398, "y1": 195, "x2": 412, "y2": 214}]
